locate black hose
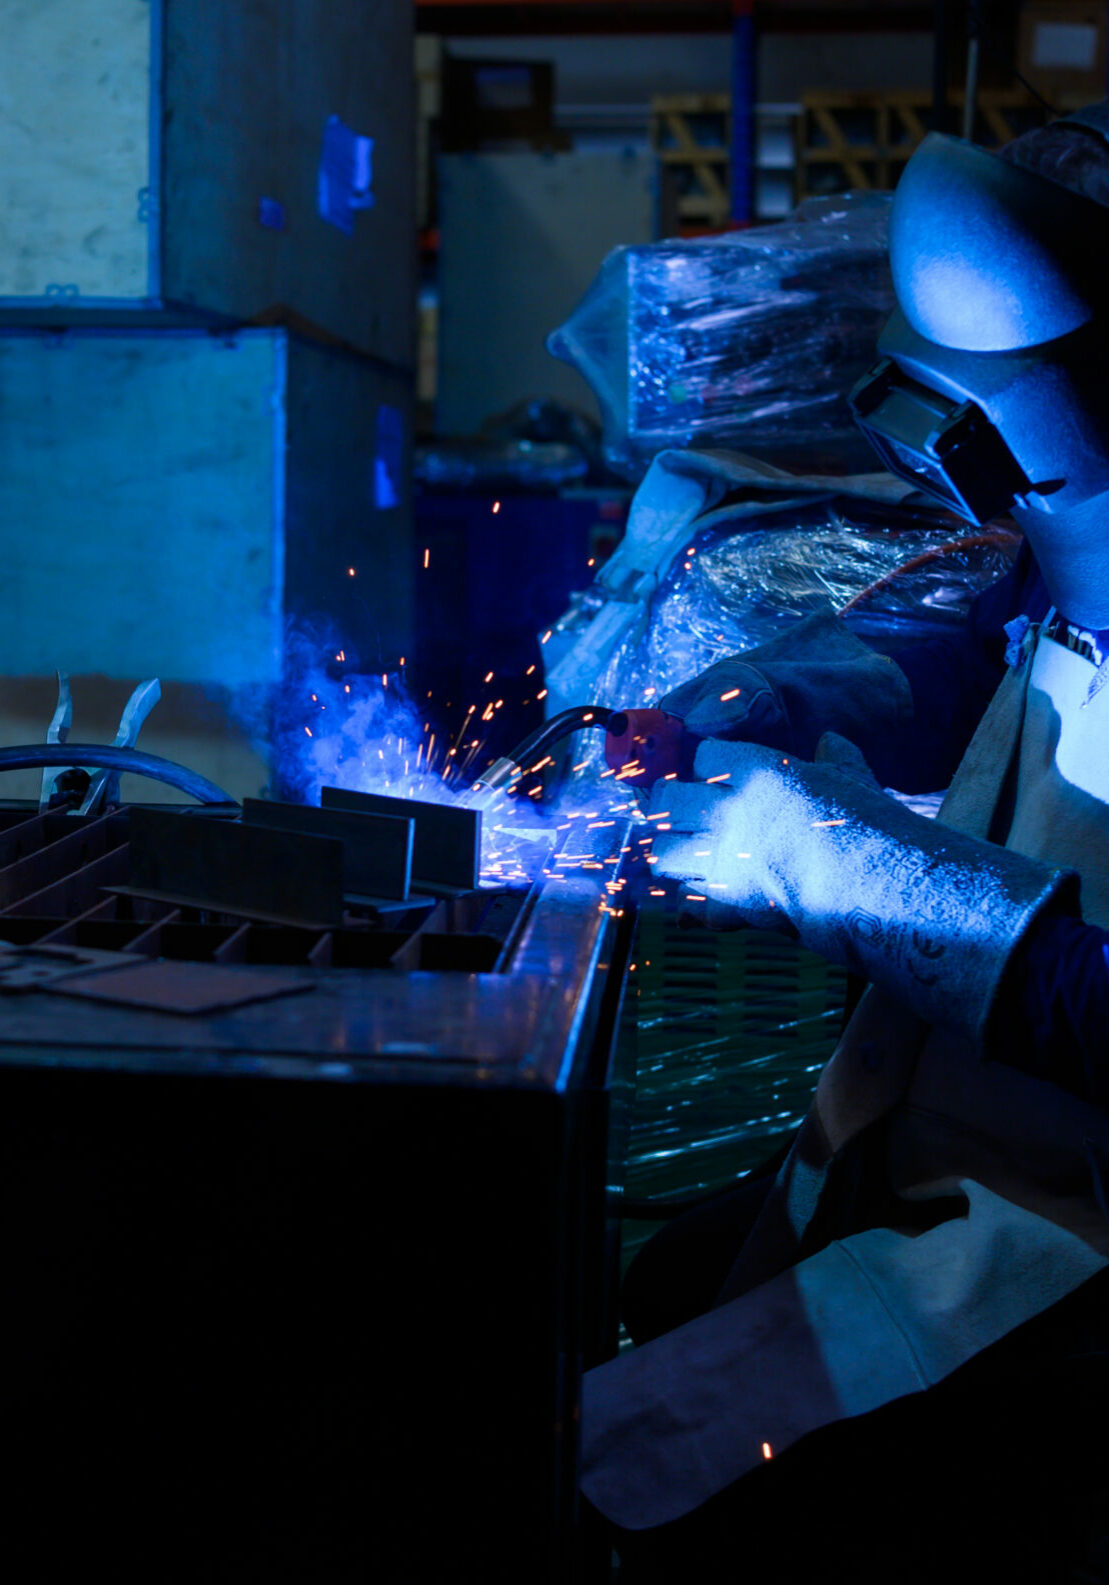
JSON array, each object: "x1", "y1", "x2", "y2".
[
  {"x1": 0, "y1": 744, "x2": 237, "y2": 806},
  {"x1": 508, "y1": 705, "x2": 614, "y2": 768}
]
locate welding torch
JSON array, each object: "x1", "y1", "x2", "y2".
[{"x1": 467, "y1": 705, "x2": 691, "y2": 804}]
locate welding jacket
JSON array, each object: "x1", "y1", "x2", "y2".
[{"x1": 581, "y1": 540, "x2": 1109, "y2": 1532}]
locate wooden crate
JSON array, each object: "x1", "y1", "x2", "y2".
[{"x1": 0, "y1": 0, "x2": 414, "y2": 367}]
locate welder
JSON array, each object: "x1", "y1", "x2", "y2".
[{"x1": 582, "y1": 104, "x2": 1109, "y2": 1583}]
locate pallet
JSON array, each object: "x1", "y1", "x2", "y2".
[
  {"x1": 797, "y1": 89, "x2": 1054, "y2": 198},
  {"x1": 651, "y1": 93, "x2": 732, "y2": 231}
]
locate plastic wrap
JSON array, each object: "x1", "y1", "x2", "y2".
[
  {"x1": 414, "y1": 437, "x2": 588, "y2": 492},
  {"x1": 547, "y1": 192, "x2": 895, "y2": 482},
  {"x1": 563, "y1": 502, "x2": 1018, "y2": 747}
]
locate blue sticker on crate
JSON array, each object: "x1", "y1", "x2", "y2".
[
  {"x1": 258, "y1": 196, "x2": 287, "y2": 231},
  {"x1": 374, "y1": 405, "x2": 404, "y2": 510},
  {"x1": 318, "y1": 114, "x2": 374, "y2": 236}
]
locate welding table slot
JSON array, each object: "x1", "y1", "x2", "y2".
[
  {"x1": 34, "y1": 893, "x2": 121, "y2": 947},
  {"x1": 40, "y1": 918, "x2": 155, "y2": 954},
  {"x1": 388, "y1": 889, "x2": 526, "y2": 974},
  {"x1": 242, "y1": 798, "x2": 414, "y2": 903},
  {"x1": 321, "y1": 785, "x2": 481, "y2": 894},
  {"x1": 0, "y1": 812, "x2": 119, "y2": 910},
  {"x1": 2, "y1": 842, "x2": 130, "y2": 919},
  {"x1": 0, "y1": 811, "x2": 51, "y2": 870},
  {"x1": 126, "y1": 907, "x2": 183, "y2": 957},
  {"x1": 0, "y1": 917, "x2": 72, "y2": 946}
]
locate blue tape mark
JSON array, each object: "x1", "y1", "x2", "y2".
[
  {"x1": 318, "y1": 114, "x2": 374, "y2": 236},
  {"x1": 258, "y1": 196, "x2": 287, "y2": 231},
  {"x1": 374, "y1": 405, "x2": 404, "y2": 510},
  {"x1": 1003, "y1": 613, "x2": 1031, "y2": 669}
]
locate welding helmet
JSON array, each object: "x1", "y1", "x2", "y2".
[{"x1": 849, "y1": 102, "x2": 1109, "y2": 627}]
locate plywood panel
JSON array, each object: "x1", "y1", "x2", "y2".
[
  {"x1": 0, "y1": 0, "x2": 152, "y2": 299},
  {"x1": 0, "y1": 329, "x2": 284, "y2": 685},
  {"x1": 0, "y1": 327, "x2": 414, "y2": 690},
  {"x1": 0, "y1": 0, "x2": 415, "y2": 365}
]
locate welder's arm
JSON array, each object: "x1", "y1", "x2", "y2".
[
  {"x1": 875, "y1": 539, "x2": 1050, "y2": 792},
  {"x1": 649, "y1": 737, "x2": 1077, "y2": 1045}
]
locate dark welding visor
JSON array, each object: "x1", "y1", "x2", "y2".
[{"x1": 849, "y1": 356, "x2": 1031, "y2": 525}]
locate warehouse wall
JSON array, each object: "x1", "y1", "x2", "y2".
[{"x1": 442, "y1": 30, "x2": 935, "y2": 106}]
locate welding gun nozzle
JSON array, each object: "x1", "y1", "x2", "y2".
[{"x1": 468, "y1": 756, "x2": 520, "y2": 798}]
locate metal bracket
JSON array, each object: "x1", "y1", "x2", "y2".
[
  {"x1": 39, "y1": 674, "x2": 162, "y2": 814},
  {"x1": 39, "y1": 672, "x2": 74, "y2": 812}
]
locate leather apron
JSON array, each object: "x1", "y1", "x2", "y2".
[{"x1": 582, "y1": 621, "x2": 1109, "y2": 1531}]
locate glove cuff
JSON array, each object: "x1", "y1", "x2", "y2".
[{"x1": 785, "y1": 776, "x2": 1079, "y2": 1044}]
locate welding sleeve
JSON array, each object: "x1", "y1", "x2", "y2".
[
  {"x1": 648, "y1": 737, "x2": 1078, "y2": 1044},
  {"x1": 658, "y1": 605, "x2": 913, "y2": 760}
]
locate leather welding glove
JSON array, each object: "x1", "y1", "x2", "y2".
[
  {"x1": 647, "y1": 736, "x2": 1076, "y2": 1043},
  {"x1": 658, "y1": 605, "x2": 912, "y2": 757}
]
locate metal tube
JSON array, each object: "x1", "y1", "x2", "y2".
[{"x1": 0, "y1": 743, "x2": 236, "y2": 805}]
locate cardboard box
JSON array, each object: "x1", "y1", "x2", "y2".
[{"x1": 1018, "y1": 2, "x2": 1107, "y2": 105}]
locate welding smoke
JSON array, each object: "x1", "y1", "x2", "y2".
[{"x1": 227, "y1": 623, "x2": 636, "y2": 885}]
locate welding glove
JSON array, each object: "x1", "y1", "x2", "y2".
[
  {"x1": 659, "y1": 606, "x2": 912, "y2": 758},
  {"x1": 648, "y1": 736, "x2": 1075, "y2": 1043}
]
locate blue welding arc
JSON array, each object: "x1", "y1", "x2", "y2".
[{"x1": 0, "y1": 744, "x2": 236, "y2": 806}]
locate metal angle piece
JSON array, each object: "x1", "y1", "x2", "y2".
[
  {"x1": 321, "y1": 787, "x2": 481, "y2": 893},
  {"x1": 241, "y1": 798, "x2": 414, "y2": 902},
  {"x1": 124, "y1": 808, "x2": 345, "y2": 928}
]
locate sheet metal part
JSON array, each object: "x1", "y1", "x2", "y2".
[
  {"x1": 322, "y1": 784, "x2": 481, "y2": 893},
  {"x1": 122, "y1": 806, "x2": 346, "y2": 929},
  {"x1": 241, "y1": 797, "x2": 414, "y2": 903}
]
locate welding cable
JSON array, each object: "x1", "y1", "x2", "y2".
[
  {"x1": 469, "y1": 705, "x2": 614, "y2": 798},
  {"x1": 837, "y1": 528, "x2": 1021, "y2": 616},
  {"x1": 0, "y1": 744, "x2": 237, "y2": 805}
]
